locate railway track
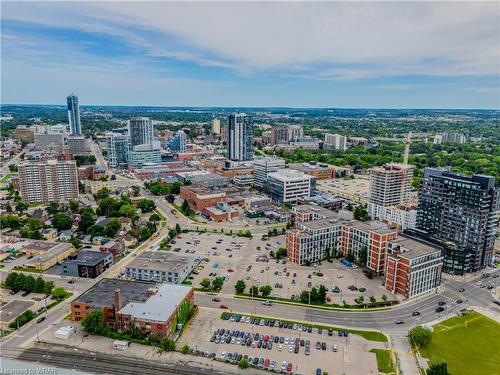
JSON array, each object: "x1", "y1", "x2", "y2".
[{"x1": 1, "y1": 346, "x2": 230, "y2": 375}]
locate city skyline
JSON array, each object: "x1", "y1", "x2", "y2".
[{"x1": 2, "y1": 1, "x2": 500, "y2": 109}]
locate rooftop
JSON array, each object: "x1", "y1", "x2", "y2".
[
  {"x1": 344, "y1": 219, "x2": 396, "y2": 235},
  {"x1": 268, "y1": 168, "x2": 314, "y2": 181},
  {"x1": 74, "y1": 278, "x2": 153, "y2": 310},
  {"x1": 390, "y1": 235, "x2": 443, "y2": 259},
  {"x1": 119, "y1": 284, "x2": 192, "y2": 323},
  {"x1": 126, "y1": 251, "x2": 197, "y2": 273},
  {"x1": 62, "y1": 250, "x2": 110, "y2": 267}
]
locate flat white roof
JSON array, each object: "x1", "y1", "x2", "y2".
[{"x1": 119, "y1": 284, "x2": 191, "y2": 322}]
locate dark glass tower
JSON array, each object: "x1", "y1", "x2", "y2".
[
  {"x1": 67, "y1": 94, "x2": 81, "y2": 135},
  {"x1": 414, "y1": 168, "x2": 498, "y2": 274}
]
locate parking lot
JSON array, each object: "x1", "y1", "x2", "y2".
[
  {"x1": 239, "y1": 250, "x2": 395, "y2": 305},
  {"x1": 171, "y1": 231, "x2": 395, "y2": 304},
  {"x1": 171, "y1": 232, "x2": 253, "y2": 290},
  {"x1": 178, "y1": 309, "x2": 380, "y2": 375}
]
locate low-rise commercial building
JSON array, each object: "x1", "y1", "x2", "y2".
[
  {"x1": 71, "y1": 279, "x2": 194, "y2": 339},
  {"x1": 62, "y1": 251, "x2": 113, "y2": 278},
  {"x1": 385, "y1": 235, "x2": 443, "y2": 299},
  {"x1": 22, "y1": 241, "x2": 75, "y2": 271},
  {"x1": 125, "y1": 252, "x2": 198, "y2": 284}
]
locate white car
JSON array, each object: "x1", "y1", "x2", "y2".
[
  {"x1": 270, "y1": 360, "x2": 276, "y2": 370},
  {"x1": 288, "y1": 346, "x2": 294, "y2": 353},
  {"x1": 231, "y1": 337, "x2": 236, "y2": 344},
  {"x1": 337, "y1": 274, "x2": 344, "y2": 278},
  {"x1": 278, "y1": 344, "x2": 283, "y2": 351},
  {"x1": 236, "y1": 338, "x2": 241, "y2": 345},
  {"x1": 220, "y1": 351, "x2": 226, "y2": 359},
  {"x1": 281, "y1": 361, "x2": 287, "y2": 371},
  {"x1": 284, "y1": 338, "x2": 289, "y2": 345},
  {"x1": 246, "y1": 317, "x2": 250, "y2": 323}
]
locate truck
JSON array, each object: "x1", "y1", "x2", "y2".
[{"x1": 342, "y1": 259, "x2": 351, "y2": 267}]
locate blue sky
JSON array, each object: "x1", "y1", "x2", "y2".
[{"x1": 2, "y1": 1, "x2": 499, "y2": 108}]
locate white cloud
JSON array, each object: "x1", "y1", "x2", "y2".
[{"x1": 2, "y1": 1, "x2": 499, "y2": 80}]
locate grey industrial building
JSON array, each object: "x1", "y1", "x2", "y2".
[{"x1": 61, "y1": 250, "x2": 113, "y2": 278}]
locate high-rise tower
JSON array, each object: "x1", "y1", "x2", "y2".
[{"x1": 67, "y1": 94, "x2": 82, "y2": 135}]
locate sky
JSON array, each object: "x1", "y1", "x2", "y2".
[{"x1": 1, "y1": 1, "x2": 500, "y2": 109}]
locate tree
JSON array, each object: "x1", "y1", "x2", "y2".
[
  {"x1": 259, "y1": 285, "x2": 272, "y2": 297},
  {"x1": 51, "y1": 213, "x2": 72, "y2": 231},
  {"x1": 46, "y1": 202, "x2": 60, "y2": 215},
  {"x1": 149, "y1": 213, "x2": 161, "y2": 224},
  {"x1": 51, "y1": 287, "x2": 70, "y2": 300},
  {"x1": 175, "y1": 223, "x2": 181, "y2": 234},
  {"x1": 89, "y1": 225, "x2": 105, "y2": 237},
  {"x1": 104, "y1": 218, "x2": 121, "y2": 237},
  {"x1": 81, "y1": 310, "x2": 106, "y2": 335},
  {"x1": 235, "y1": 280, "x2": 246, "y2": 294},
  {"x1": 318, "y1": 285, "x2": 327, "y2": 303},
  {"x1": 68, "y1": 199, "x2": 79, "y2": 213},
  {"x1": 381, "y1": 294, "x2": 388, "y2": 302},
  {"x1": 119, "y1": 204, "x2": 138, "y2": 222},
  {"x1": 212, "y1": 277, "x2": 224, "y2": 291},
  {"x1": 238, "y1": 358, "x2": 249, "y2": 369},
  {"x1": 300, "y1": 290, "x2": 310, "y2": 304},
  {"x1": 181, "y1": 344, "x2": 190, "y2": 354},
  {"x1": 168, "y1": 228, "x2": 177, "y2": 240},
  {"x1": 4, "y1": 272, "x2": 19, "y2": 289},
  {"x1": 176, "y1": 300, "x2": 193, "y2": 326},
  {"x1": 79, "y1": 208, "x2": 96, "y2": 233},
  {"x1": 359, "y1": 246, "x2": 368, "y2": 266},
  {"x1": 427, "y1": 362, "x2": 449, "y2": 375},
  {"x1": 356, "y1": 295, "x2": 365, "y2": 305},
  {"x1": 33, "y1": 276, "x2": 45, "y2": 293},
  {"x1": 353, "y1": 205, "x2": 371, "y2": 221},
  {"x1": 369, "y1": 296, "x2": 377, "y2": 303},
  {"x1": 249, "y1": 285, "x2": 259, "y2": 297},
  {"x1": 131, "y1": 186, "x2": 141, "y2": 197},
  {"x1": 180, "y1": 199, "x2": 193, "y2": 216},
  {"x1": 159, "y1": 337, "x2": 176, "y2": 352},
  {"x1": 15, "y1": 202, "x2": 28, "y2": 214},
  {"x1": 409, "y1": 326, "x2": 433, "y2": 348},
  {"x1": 275, "y1": 247, "x2": 287, "y2": 259},
  {"x1": 138, "y1": 227, "x2": 152, "y2": 241},
  {"x1": 0, "y1": 215, "x2": 21, "y2": 230},
  {"x1": 98, "y1": 196, "x2": 119, "y2": 216},
  {"x1": 200, "y1": 278, "x2": 211, "y2": 291},
  {"x1": 69, "y1": 236, "x2": 82, "y2": 249},
  {"x1": 43, "y1": 280, "x2": 55, "y2": 294},
  {"x1": 95, "y1": 187, "x2": 111, "y2": 200},
  {"x1": 137, "y1": 199, "x2": 156, "y2": 212},
  {"x1": 22, "y1": 275, "x2": 36, "y2": 292}
]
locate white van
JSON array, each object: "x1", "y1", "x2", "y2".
[{"x1": 112, "y1": 340, "x2": 129, "y2": 350}]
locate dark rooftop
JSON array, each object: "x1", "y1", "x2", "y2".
[
  {"x1": 74, "y1": 278, "x2": 154, "y2": 310},
  {"x1": 62, "y1": 250, "x2": 111, "y2": 267}
]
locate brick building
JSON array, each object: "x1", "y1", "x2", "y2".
[
  {"x1": 72, "y1": 279, "x2": 193, "y2": 340},
  {"x1": 385, "y1": 235, "x2": 443, "y2": 299}
]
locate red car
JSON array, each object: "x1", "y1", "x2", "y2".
[
  {"x1": 263, "y1": 335, "x2": 269, "y2": 342},
  {"x1": 287, "y1": 363, "x2": 293, "y2": 372},
  {"x1": 219, "y1": 304, "x2": 228, "y2": 309},
  {"x1": 264, "y1": 359, "x2": 270, "y2": 369},
  {"x1": 228, "y1": 269, "x2": 234, "y2": 272}
]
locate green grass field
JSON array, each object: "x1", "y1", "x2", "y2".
[
  {"x1": 420, "y1": 311, "x2": 500, "y2": 375},
  {"x1": 369, "y1": 349, "x2": 395, "y2": 374}
]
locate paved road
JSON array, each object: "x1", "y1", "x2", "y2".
[
  {"x1": 0, "y1": 150, "x2": 24, "y2": 176},
  {"x1": 90, "y1": 140, "x2": 108, "y2": 172},
  {"x1": 195, "y1": 270, "x2": 500, "y2": 335}
]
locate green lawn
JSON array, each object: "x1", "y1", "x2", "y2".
[
  {"x1": 420, "y1": 311, "x2": 500, "y2": 375},
  {"x1": 369, "y1": 349, "x2": 395, "y2": 374}
]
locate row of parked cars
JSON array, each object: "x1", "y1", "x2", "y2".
[
  {"x1": 224, "y1": 313, "x2": 350, "y2": 338},
  {"x1": 220, "y1": 351, "x2": 293, "y2": 373}
]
